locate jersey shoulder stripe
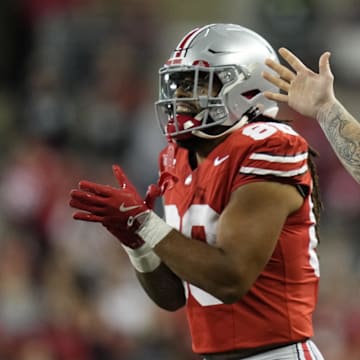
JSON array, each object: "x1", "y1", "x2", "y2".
[
  {"x1": 249, "y1": 151, "x2": 308, "y2": 163},
  {"x1": 239, "y1": 163, "x2": 308, "y2": 177},
  {"x1": 231, "y1": 122, "x2": 309, "y2": 180}
]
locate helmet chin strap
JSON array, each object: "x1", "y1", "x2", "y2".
[
  {"x1": 192, "y1": 106, "x2": 261, "y2": 139},
  {"x1": 192, "y1": 117, "x2": 248, "y2": 139}
]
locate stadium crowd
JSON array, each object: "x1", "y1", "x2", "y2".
[{"x1": 0, "y1": 0, "x2": 359, "y2": 359}]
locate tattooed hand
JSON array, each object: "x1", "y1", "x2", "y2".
[{"x1": 263, "y1": 47, "x2": 360, "y2": 184}]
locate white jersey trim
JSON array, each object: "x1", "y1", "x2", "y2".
[
  {"x1": 296, "y1": 340, "x2": 324, "y2": 360},
  {"x1": 249, "y1": 152, "x2": 308, "y2": 163},
  {"x1": 202, "y1": 340, "x2": 324, "y2": 360},
  {"x1": 239, "y1": 164, "x2": 308, "y2": 177}
]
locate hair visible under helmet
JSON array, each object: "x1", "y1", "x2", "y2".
[{"x1": 155, "y1": 23, "x2": 280, "y2": 140}]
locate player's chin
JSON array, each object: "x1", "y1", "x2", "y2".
[
  {"x1": 175, "y1": 136, "x2": 196, "y2": 150},
  {"x1": 175, "y1": 134, "x2": 208, "y2": 151},
  {"x1": 169, "y1": 129, "x2": 194, "y2": 148}
]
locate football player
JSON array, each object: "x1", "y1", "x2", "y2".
[
  {"x1": 263, "y1": 47, "x2": 360, "y2": 184},
  {"x1": 70, "y1": 24, "x2": 325, "y2": 359}
]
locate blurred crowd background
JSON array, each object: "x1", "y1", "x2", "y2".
[{"x1": 0, "y1": 0, "x2": 359, "y2": 359}]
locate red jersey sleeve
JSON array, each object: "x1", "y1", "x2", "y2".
[{"x1": 231, "y1": 121, "x2": 311, "y2": 192}]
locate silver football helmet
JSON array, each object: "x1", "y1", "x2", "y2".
[{"x1": 155, "y1": 23, "x2": 280, "y2": 140}]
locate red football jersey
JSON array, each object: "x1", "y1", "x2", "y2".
[{"x1": 159, "y1": 121, "x2": 320, "y2": 354}]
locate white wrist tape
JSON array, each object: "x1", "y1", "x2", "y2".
[
  {"x1": 122, "y1": 243, "x2": 161, "y2": 273},
  {"x1": 136, "y1": 211, "x2": 173, "y2": 249}
]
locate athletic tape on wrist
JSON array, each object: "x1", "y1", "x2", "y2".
[
  {"x1": 136, "y1": 211, "x2": 173, "y2": 248},
  {"x1": 122, "y1": 243, "x2": 161, "y2": 273}
]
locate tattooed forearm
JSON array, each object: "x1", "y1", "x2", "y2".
[{"x1": 317, "y1": 101, "x2": 360, "y2": 183}]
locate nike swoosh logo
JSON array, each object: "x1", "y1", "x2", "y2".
[
  {"x1": 214, "y1": 155, "x2": 230, "y2": 166},
  {"x1": 119, "y1": 203, "x2": 142, "y2": 212}
]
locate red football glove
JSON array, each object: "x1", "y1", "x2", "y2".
[
  {"x1": 70, "y1": 165, "x2": 150, "y2": 249},
  {"x1": 69, "y1": 165, "x2": 178, "y2": 249},
  {"x1": 70, "y1": 165, "x2": 176, "y2": 272},
  {"x1": 144, "y1": 171, "x2": 178, "y2": 209}
]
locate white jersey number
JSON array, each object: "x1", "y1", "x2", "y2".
[
  {"x1": 242, "y1": 122, "x2": 298, "y2": 140},
  {"x1": 164, "y1": 204, "x2": 223, "y2": 306}
]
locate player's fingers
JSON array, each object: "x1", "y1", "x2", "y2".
[
  {"x1": 79, "y1": 180, "x2": 112, "y2": 197},
  {"x1": 112, "y1": 164, "x2": 129, "y2": 188},
  {"x1": 112, "y1": 164, "x2": 126, "y2": 184},
  {"x1": 112, "y1": 164, "x2": 137, "y2": 192},
  {"x1": 319, "y1": 51, "x2": 333, "y2": 77},
  {"x1": 69, "y1": 197, "x2": 105, "y2": 215},
  {"x1": 264, "y1": 58, "x2": 295, "y2": 82},
  {"x1": 73, "y1": 211, "x2": 104, "y2": 222},
  {"x1": 262, "y1": 71, "x2": 290, "y2": 92},
  {"x1": 145, "y1": 184, "x2": 161, "y2": 209},
  {"x1": 278, "y1": 48, "x2": 308, "y2": 74},
  {"x1": 70, "y1": 189, "x2": 107, "y2": 207},
  {"x1": 263, "y1": 91, "x2": 289, "y2": 103}
]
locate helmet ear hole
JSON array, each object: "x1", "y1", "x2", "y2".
[{"x1": 242, "y1": 89, "x2": 260, "y2": 99}]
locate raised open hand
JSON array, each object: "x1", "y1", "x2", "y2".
[{"x1": 262, "y1": 47, "x2": 336, "y2": 119}]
